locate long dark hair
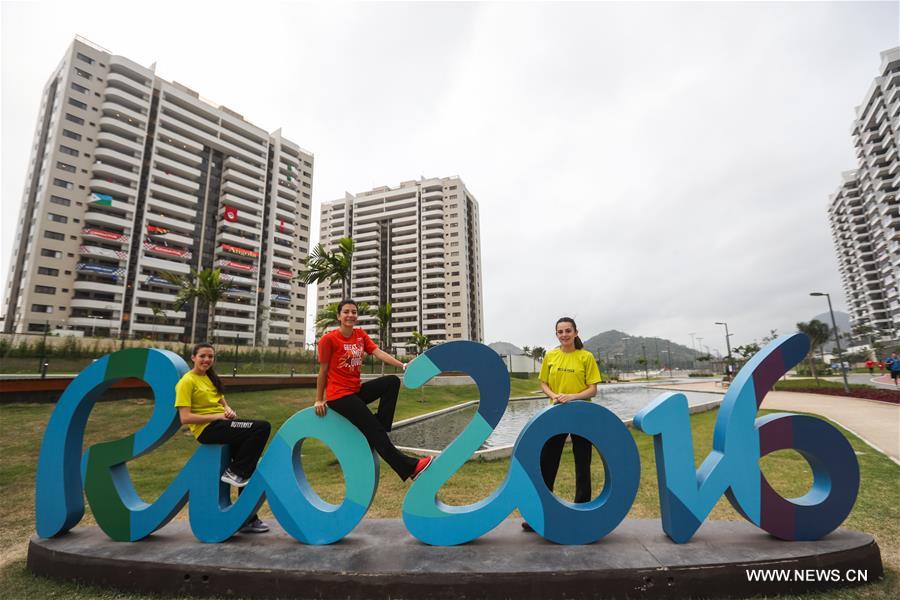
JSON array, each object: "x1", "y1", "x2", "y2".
[
  {"x1": 191, "y1": 342, "x2": 225, "y2": 395},
  {"x1": 556, "y1": 317, "x2": 584, "y2": 350}
]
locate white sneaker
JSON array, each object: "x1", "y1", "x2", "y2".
[{"x1": 220, "y1": 468, "x2": 249, "y2": 488}]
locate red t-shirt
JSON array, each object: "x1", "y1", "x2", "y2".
[{"x1": 318, "y1": 328, "x2": 378, "y2": 401}]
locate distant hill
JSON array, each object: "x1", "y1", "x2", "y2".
[
  {"x1": 581, "y1": 330, "x2": 701, "y2": 370},
  {"x1": 488, "y1": 341, "x2": 524, "y2": 356}
]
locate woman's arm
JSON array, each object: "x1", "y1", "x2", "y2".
[
  {"x1": 372, "y1": 348, "x2": 406, "y2": 370},
  {"x1": 314, "y1": 361, "x2": 329, "y2": 416},
  {"x1": 218, "y1": 398, "x2": 236, "y2": 419},
  {"x1": 541, "y1": 381, "x2": 560, "y2": 403},
  {"x1": 178, "y1": 406, "x2": 228, "y2": 425},
  {"x1": 555, "y1": 384, "x2": 598, "y2": 403}
]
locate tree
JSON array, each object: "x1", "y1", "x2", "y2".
[
  {"x1": 411, "y1": 331, "x2": 431, "y2": 355},
  {"x1": 163, "y1": 267, "x2": 229, "y2": 344},
  {"x1": 150, "y1": 307, "x2": 167, "y2": 341},
  {"x1": 297, "y1": 237, "x2": 355, "y2": 298},
  {"x1": 375, "y1": 303, "x2": 393, "y2": 374},
  {"x1": 796, "y1": 319, "x2": 831, "y2": 383},
  {"x1": 531, "y1": 346, "x2": 546, "y2": 361}
]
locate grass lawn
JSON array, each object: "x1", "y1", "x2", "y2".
[{"x1": 1, "y1": 375, "x2": 897, "y2": 599}]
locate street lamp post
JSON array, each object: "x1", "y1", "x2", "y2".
[
  {"x1": 621, "y1": 337, "x2": 631, "y2": 380},
  {"x1": 641, "y1": 342, "x2": 648, "y2": 379},
  {"x1": 810, "y1": 292, "x2": 850, "y2": 393},
  {"x1": 715, "y1": 321, "x2": 733, "y2": 378}
]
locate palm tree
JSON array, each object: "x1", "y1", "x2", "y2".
[
  {"x1": 411, "y1": 331, "x2": 431, "y2": 355},
  {"x1": 150, "y1": 307, "x2": 167, "y2": 341},
  {"x1": 297, "y1": 237, "x2": 355, "y2": 298},
  {"x1": 796, "y1": 319, "x2": 831, "y2": 383},
  {"x1": 163, "y1": 267, "x2": 230, "y2": 344},
  {"x1": 375, "y1": 303, "x2": 393, "y2": 374}
]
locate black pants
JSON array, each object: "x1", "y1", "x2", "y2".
[
  {"x1": 329, "y1": 375, "x2": 418, "y2": 480},
  {"x1": 198, "y1": 419, "x2": 271, "y2": 479},
  {"x1": 198, "y1": 419, "x2": 271, "y2": 524},
  {"x1": 540, "y1": 433, "x2": 593, "y2": 503}
]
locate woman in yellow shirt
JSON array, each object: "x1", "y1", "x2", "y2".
[
  {"x1": 175, "y1": 343, "x2": 271, "y2": 533},
  {"x1": 524, "y1": 317, "x2": 601, "y2": 531}
]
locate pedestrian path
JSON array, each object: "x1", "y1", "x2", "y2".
[{"x1": 651, "y1": 382, "x2": 899, "y2": 464}]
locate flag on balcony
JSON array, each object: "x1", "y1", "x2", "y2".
[
  {"x1": 279, "y1": 218, "x2": 285, "y2": 233},
  {"x1": 224, "y1": 205, "x2": 239, "y2": 222},
  {"x1": 90, "y1": 192, "x2": 113, "y2": 206}
]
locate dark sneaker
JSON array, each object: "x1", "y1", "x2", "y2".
[
  {"x1": 240, "y1": 518, "x2": 270, "y2": 534},
  {"x1": 220, "y1": 469, "x2": 249, "y2": 488},
  {"x1": 521, "y1": 521, "x2": 534, "y2": 532},
  {"x1": 411, "y1": 456, "x2": 434, "y2": 481}
]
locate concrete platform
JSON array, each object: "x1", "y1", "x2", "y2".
[{"x1": 28, "y1": 519, "x2": 882, "y2": 599}]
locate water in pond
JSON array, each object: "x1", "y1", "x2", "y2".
[{"x1": 389, "y1": 385, "x2": 721, "y2": 451}]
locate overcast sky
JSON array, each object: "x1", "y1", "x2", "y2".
[{"x1": 2, "y1": 2, "x2": 897, "y2": 353}]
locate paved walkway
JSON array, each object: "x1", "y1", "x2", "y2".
[{"x1": 652, "y1": 382, "x2": 899, "y2": 464}]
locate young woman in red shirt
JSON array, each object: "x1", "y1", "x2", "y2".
[{"x1": 315, "y1": 299, "x2": 433, "y2": 481}]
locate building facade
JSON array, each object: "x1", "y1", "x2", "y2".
[
  {"x1": 3, "y1": 37, "x2": 313, "y2": 347},
  {"x1": 828, "y1": 47, "x2": 900, "y2": 342},
  {"x1": 317, "y1": 177, "x2": 484, "y2": 349}
]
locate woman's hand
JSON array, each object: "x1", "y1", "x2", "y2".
[
  {"x1": 314, "y1": 399, "x2": 328, "y2": 417},
  {"x1": 223, "y1": 406, "x2": 237, "y2": 419},
  {"x1": 555, "y1": 393, "x2": 572, "y2": 404}
]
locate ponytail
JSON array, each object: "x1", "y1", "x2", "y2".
[{"x1": 574, "y1": 336, "x2": 584, "y2": 350}]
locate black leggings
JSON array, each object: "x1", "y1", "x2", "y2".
[
  {"x1": 329, "y1": 375, "x2": 419, "y2": 480},
  {"x1": 540, "y1": 433, "x2": 593, "y2": 503},
  {"x1": 198, "y1": 419, "x2": 271, "y2": 479}
]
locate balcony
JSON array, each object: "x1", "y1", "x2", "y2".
[
  {"x1": 150, "y1": 166, "x2": 200, "y2": 193},
  {"x1": 213, "y1": 329, "x2": 254, "y2": 341},
  {"x1": 73, "y1": 280, "x2": 125, "y2": 295},
  {"x1": 107, "y1": 71, "x2": 150, "y2": 99},
  {"x1": 79, "y1": 244, "x2": 125, "y2": 262},
  {"x1": 142, "y1": 255, "x2": 190, "y2": 275},
  {"x1": 147, "y1": 196, "x2": 196, "y2": 221},
  {"x1": 222, "y1": 179, "x2": 264, "y2": 202},
  {"x1": 130, "y1": 322, "x2": 185, "y2": 335},
  {"x1": 93, "y1": 145, "x2": 140, "y2": 169},
  {"x1": 84, "y1": 210, "x2": 134, "y2": 230},
  {"x1": 133, "y1": 288, "x2": 177, "y2": 303},
  {"x1": 224, "y1": 155, "x2": 265, "y2": 179},
  {"x1": 143, "y1": 241, "x2": 192, "y2": 262},
  {"x1": 81, "y1": 227, "x2": 129, "y2": 245},
  {"x1": 145, "y1": 211, "x2": 194, "y2": 234},
  {"x1": 93, "y1": 161, "x2": 139, "y2": 185},
  {"x1": 214, "y1": 314, "x2": 256, "y2": 326},
  {"x1": 97, "y1": 131, "x2": 143, "y2": 155},
  {"x1": 272, "y1": 254, "x2": 293, "y2": 268},
  {"x1": 103, "y1": 87, "x2": 147, "y2": 113},
  {"x1": 100, "y1": 99, "x2": 146, "y2": 124},
  {"x1": 155, "y1": 135, "x2": 204, "y2": 164}
]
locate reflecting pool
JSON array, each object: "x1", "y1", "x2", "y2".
[{"x1": 389, "y1": 385, "x2": 721, "y2": 451}]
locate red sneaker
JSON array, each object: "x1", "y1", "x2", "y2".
[{"x1": 411, "y1": 456, "x2": 434, "y2": 481}]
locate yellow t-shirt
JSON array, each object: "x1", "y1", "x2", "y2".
[
  {"x1": 174, "y1": 371, "x2": 224, "y2": 438},
  {"x1": 539, "y1": 348, "x2": 602, "y2": 399}
]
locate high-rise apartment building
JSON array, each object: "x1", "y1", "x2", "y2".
[
  {"x1": 317, "y1": 177, "x2": 484, "y2": 349},
  {"x1": 3, "y1": 37, "x2": 313, "y2": 347},
  {"x1": 828, "y1": 47, "x2": 900, "y2": 342}
]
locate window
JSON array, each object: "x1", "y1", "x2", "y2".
[
  {"x1": 38, "y1": 267, "x2": 59, "y2": 276},
  {"x1": 49, "y1": 195, "x2": 71, "y2": 207},
  {"x1": 31, "y1": 304, "x2": 53, "y2": 313},
  {"x1": 62, "y1": 129, "x2": 82, "y2": 141},
  {"x1": 44, "y1": 230, "x2": 65, "y2": 241},
  {"x1": 76, "y1": 52, "x2": 94, "y2": 65},
  {"x1": 52, "y1": 178, "x2": 73, "y2": 190},
  {"x1": 70, "y1": 82, "x2": 89, "y2": 94},
  {"x1": 56, "y1": 161, "x2": 76, "y2": 173},
  {"x1": 40, "y1": 248, "x2": 62, "y2": 258},
  {"x1": 48, "y1": 213, "x2": 68, "y2": 224},
  {"x1": 74, "y1": 67, "x2": 92, "y2": 79},
  {"x1": 68, "y1": 97, "x2": 87, "y2": 110},
  {"x1": 59, "y1": 145, "x2": 79, "y2": 156},
  {"x1": 34, "y1": 285, "x2": 56, "y2": 294},
  {"x1": 65, "y1": 113, "x2": 85, "y2": 125}
]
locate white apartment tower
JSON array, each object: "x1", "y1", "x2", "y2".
[
  {"x1": 3, "y1": 38, "x2": 313, "y2": 347},
  {"x1": 828, "y1": 47, "x2": 900, "y2": 342},
  {"x1": 317, "y1": 177, "x2": 484, "y2": 348}
]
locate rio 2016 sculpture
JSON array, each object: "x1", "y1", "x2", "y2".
[{"x1": 35, "y1": 334, "x2": 859, "y2": 546}]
